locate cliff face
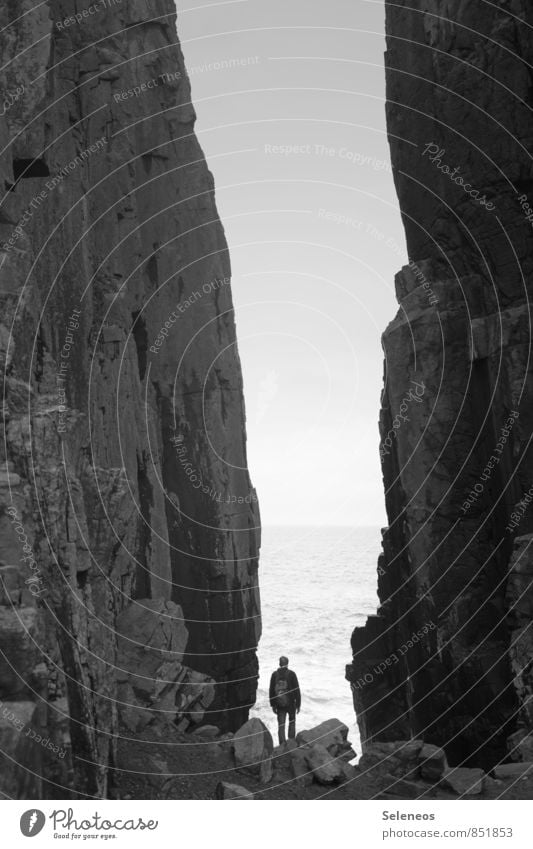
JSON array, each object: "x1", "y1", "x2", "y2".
[
  {"x1": 0, "y1": 0, "x2": 260, "y2": 798},
  {"x1": 348, "y1": 1, "x2": 533, "y2": 770}
]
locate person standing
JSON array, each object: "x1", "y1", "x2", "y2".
[{"x1": 269, "y1": 655, "x2": 301, "y2": 744}]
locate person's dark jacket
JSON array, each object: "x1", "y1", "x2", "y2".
[{"x1": 269, "y1": 668, "x2": 301, "y2": 712}]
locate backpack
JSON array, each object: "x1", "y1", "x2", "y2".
[{"x1": 274, "y1": 669, "x2": 290, "y2": 709}]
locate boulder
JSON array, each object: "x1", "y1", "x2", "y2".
[
  {"x1": 379, "y1": 775, "x2": 432, "y2": 799},
  {"x1": 483, "y1": 777, "x2": 503, "y2": 793},
  {"x1": 442, "y1": 767, "x2": 485, "y2": 796},
  {"x1": 359, "y1": 743, "x2": 400, "y2": 777},
  {"x1": 233, "y1": 718, "x2": 274, "y2": 784},
  {"x1": 191, "y1": 725, "x2": 221, "y2": 739},
  {"x1": 260, "y1": 757, "x2": 273, "y2": 784},
  {"x1": 494, "y1": 763, "x2": 533, "y2": 780},
  {"x1": 296, "y1": 719, "x2": 349, "y2": 755},
  {"x1": 359, "y1": 739, "x2": 447, "y2": 785},
  {"x1": 304, "y1": 743, "x2": 344, "y2": 785},
  {"x1": 506, "y1": 731, "x2": 533, "y2": 762},
  {"x1": 359, "y1": 739, "x2": 424, "y2": 779},
  {"x1": 216, "y1": 782, "x2": 253, "y2": 800},
  {"x1": 419, "y1": 743, "x2": 448, "y2": 781},
  {"x1": 290, "y1": 749, "x2": 313, "y2": 787}
]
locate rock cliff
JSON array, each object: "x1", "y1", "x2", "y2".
[
  {"x1": 348, "y1": 0, "x2": 533, "y2": 770},
  {"x1": 0, "y1": 0, "x2": 260, "y2": 798}
]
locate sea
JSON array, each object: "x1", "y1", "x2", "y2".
[{"x1": 249, "y1": 526, "x2": 381, "y2": 757}]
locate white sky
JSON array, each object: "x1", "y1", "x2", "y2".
[{"x1": 176, "y1": 0, "x2": 406, "y2": 526}]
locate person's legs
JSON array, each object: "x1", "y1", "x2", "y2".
[
  {"x1": 288, "y1": 707, "x2": 296, "y2": 739},
  {"x1": 277, "y1": 709, "x2": 287, "y2": 744}
]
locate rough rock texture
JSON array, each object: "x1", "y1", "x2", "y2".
[
  {"x1": 115, "y1": 599, "x2": 216, "y2": 732},
  {"x1": 296, "y1": 718, "x2": 351, "y2": 756},
  {"x1": 347, "y1": 1, "x2": 533, "y2": 770},
  {"x1": 494, "y1": 762, "x2": 533, "y2": 780},
  {"x1": 232, "y1": 718, "x2": 273, "y2": 784},
  {"x1": 216, "y1": 781, "x2": 253, "y2": 800},
  {"x1": 505, "y1": 534, "x2": 533, "y2": 760},
  {"x1": 303, "y1": 743, "x2": 344, "y2": 785},
  {"x1": 0, "y1": 0, "x2": 260, "y2": 798},
  {"x1": 290, "y1": 750, "x2": 314, "y2": 787},
  {"x1": 358, "y1": 739, "x2": 439, "y2": 782},
  {"x1": 442, "y1": 768, "x2": 485, "y2": 797},
  {"x1": 419, "y1": 744, "x2": 447, "y2": 782}
]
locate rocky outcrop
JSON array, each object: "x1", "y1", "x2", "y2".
[
  {"x1": 115, "y1": 599, "x2": 216, "y2": 733},
  {"x1": 0, "y1": 0, "x2": 260, "y2": 798},
  {"x1": 358, "y1": 739, "x2": 488, "y2": 797},
  {"x1": 269, "y1": 719, "x2": 356, "y2": 789},
  {"x1": 348, "y1": 1, "x2": 533, "y2": 770}
]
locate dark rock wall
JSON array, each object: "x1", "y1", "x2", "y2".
[
  {"x1": 0, "y1": 0, "x2": 260, "y2": 798},
  {"x1": 348, "y1": 0, "x2": 533, "y2": 770}
]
